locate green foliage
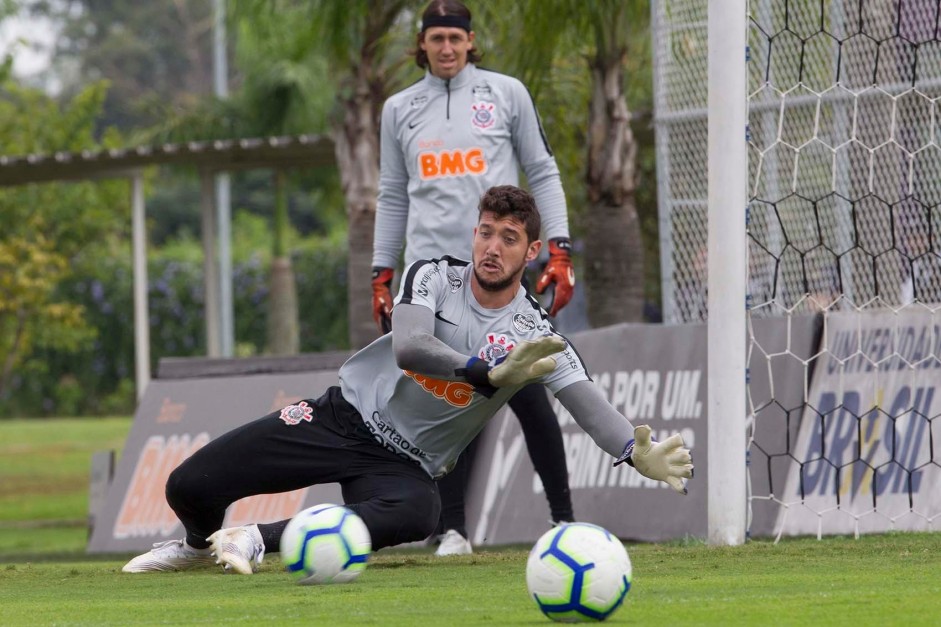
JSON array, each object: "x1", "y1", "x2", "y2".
[
  {"x1": 144, "y1": 0, "x2": 340, "y2": 145},
  {"x1": 0, "y1": 80, "x2": 127, "y2": 399},
  {"x1": 30, "y1": 0, "x2": 214, "y2": 131},
  {"x1": 0, "y1": 220, "x2": 349, "y2": 417}
]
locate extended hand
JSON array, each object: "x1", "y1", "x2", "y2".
[
  {"x1": 630, "y1": 425, "x2": 694, "y2": 495},
  {"x1": 488, "y1": 335, "x2": 567, "y2": 387}
]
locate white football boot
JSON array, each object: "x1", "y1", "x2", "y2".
[
  {"x1": 121, "y1": 539, "x2": 215, "y2": 573},
  {"x1": 208, "y1": 524, "x2": 265, "y2": 574},
  {"x1": 434, "y1": 529, "x2": 473, "y2": 556}
]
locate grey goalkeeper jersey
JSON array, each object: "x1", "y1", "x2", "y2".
[
  {"x1": 373, "y1": 63, "x2": 569, "y2": 269},
  {"x1": 339, "y1": 258, "x2": 588, "y2": 478}
]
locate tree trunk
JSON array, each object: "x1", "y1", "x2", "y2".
[
  {"x1": 266, "y1": 257, "x2": 299, "y2": 355},
  {"x1": 266, "y1": 171, "x2": 299, "y2": 355},
  {"x1": 584, "y1": 49, "x2": 644, "y2": 326},
  {"x1": 334, "y1": 71, "x2": 382, "y2": 349}
]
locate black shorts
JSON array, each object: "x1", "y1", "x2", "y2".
[{"x1": 168, "y1": 386, "x2": 440, "y2": 549}]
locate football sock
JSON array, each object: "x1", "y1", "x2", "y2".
[{"x1": 258, "y1": 519, "x2": 291, "y2": 553}]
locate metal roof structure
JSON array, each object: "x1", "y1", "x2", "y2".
[
  {"x1": 0, "y1": 133, "x2": 337, "y2": 399},
  {"x1": 0, "y1": 134, "x2": 335, "y2": 187}
]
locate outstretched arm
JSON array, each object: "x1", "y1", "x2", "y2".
[
  {"x1": 391, "y1": 303, "x2": 567, "y2": 392},
  {"x1": 556, "y1": 381, "x2": 694, "y2": 494}
]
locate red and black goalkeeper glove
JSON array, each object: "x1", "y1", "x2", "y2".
[
  {"x1": 371, "y1": 267, "x2": 394, "y2": 334},
  {"x1": 535, "y1": 238, "x2": 575, "y2": 317}
]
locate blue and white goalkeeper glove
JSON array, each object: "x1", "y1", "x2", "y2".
[{"x1": 616, "y1": 425, "x2": 693, "y2": 495}]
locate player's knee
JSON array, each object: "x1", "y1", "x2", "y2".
[
  {"x1": 401, "y1": 484, "x2": 441, "y2": 539},
  {"x1": 365, "y1": 482, "x2": 440, "y2": 549},
  {"x1": 164, "y1": 460, "x2": 205, "y2": 513}
]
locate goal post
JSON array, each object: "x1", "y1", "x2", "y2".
[{"x1": 707, "y1": 0, "x2": 748, "y2": 546}]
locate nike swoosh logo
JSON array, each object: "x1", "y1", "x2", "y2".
[
  {"x1": 408, "y1": 120, "x2": 421, "y2": 129},
  {"x1": 435, "y1": 311, "x2": 457, "y2": 326}
]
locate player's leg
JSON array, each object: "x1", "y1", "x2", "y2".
[
  {"x1": 249, "y1": 465, "x2": 439, "y2": 556},
  {"x1": 340, "y1": 464, "x2": 440, "y2": 551},
  {"x1": 508, "y1": 382, "x2": 574, "y2": 524},
  {"x1": 220, "y1": 387, "x2": 439, "y2": 556},
  {"x1": 432, "y1": 437, "x2": 478, "y2": 555},
  {"x1": 164, "y1": 395, "x2": 351, "y2": 548},
  {"x1": 123, "y1": 389, "x2": 353, "y2": 573}
]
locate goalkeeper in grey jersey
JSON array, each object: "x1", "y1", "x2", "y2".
[
  {"x1": 372, "y1": 0, "x2": 576, "y2": 557},
  {"x1": 122, "y1": 186, "x2": 692, "y2": 575}
]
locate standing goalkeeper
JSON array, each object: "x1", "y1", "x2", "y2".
[{"x1": 372, "y1": 0, "x2": 576, "y2": 555}]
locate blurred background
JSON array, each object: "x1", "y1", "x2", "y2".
[{"x1": 0, "y1": 0, "x2": 662, "y2": 419}]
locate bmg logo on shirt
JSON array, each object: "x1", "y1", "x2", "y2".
[{"x1": 418, "y1": 147, "x2": 487, "y2": 180}]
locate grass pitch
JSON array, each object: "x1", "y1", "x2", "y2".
[{"x1": 2, "y1": 418, "x2": 940, "y2": 625}]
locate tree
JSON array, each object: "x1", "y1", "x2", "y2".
[
  {"x1": 0, "y1": 79, "x2": 126, "y2": 399},
  {"x1": 580, "y1": 0, "x2": 647, "y2": 325},
  {"x1": 147, "y1": 3, "x2": 337, "y2": 355},
  {"x1": 26, "y1": 0, "x2": 214, "y2": 131},
  {"x1": 480, "y1": 0, "x2": 649, "y2": 325},
  {"x1": 236, "y1": 0, "x2": 418, "y2": 349}
]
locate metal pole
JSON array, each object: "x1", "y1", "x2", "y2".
[
  {"x1": 201, "y1": 170, "x2": 221, "y2": 356},
  {"x1": 131, "y1": 173, "x2": 151, "y2": 399},
  {"x1": 707, "y1": 0, "x2": 747, "y2": 546},
  {"x1": 651, "y1": 0, "x2": 678, "y2": 323},
  {"x1": 213, "y1": 0, "x2": 234, "y2": 357}
]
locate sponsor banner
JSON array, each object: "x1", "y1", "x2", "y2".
[
  {"x1": 464, "y1": 317, "x2": 819, "y2": 544},
  {"x1": 87, "y1": 371, "x2": 343, "y2": 553},
  {"x1": 465, "y1": 323, "x2": 708, "y2": 544},
  {"x1": 776, "y1": 310, "x2": 941, "y2": 536}
]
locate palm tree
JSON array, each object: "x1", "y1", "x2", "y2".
[
  {"x1": 250, "y1": 0, "x2": 418, "y2": 349},
  {"x1": 231, "y1": 8, "x2": 336, "y2": 354},
  {"x1": 480, "y1": 1, "x2": 648, "y2": 326},
  {"x1": 169, "y1": 0, "x2": 423, "y2": 350},
  {"x1": 145, "y1": 4, "x2": 335, "y2": 355},
  {"x1": 580, "y1": 0, "x2": 647, "y2": 325}
]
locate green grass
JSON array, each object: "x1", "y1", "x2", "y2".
[
  {"x1": 0, "y1": 417, "x2": 131, "y2": 522},
  {"x1": 2, "y1": 536, "x2": 941, "y2": 625},
  {"x1": 2, "y1": 419, "x2": 941, "y2": 625}
]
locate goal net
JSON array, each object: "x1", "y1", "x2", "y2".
[{"x1": 653, "y1": 0, "x2": 941, "y2": 538}]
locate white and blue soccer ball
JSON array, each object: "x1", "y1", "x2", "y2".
[
  {"x1": 279, "y1": 503, "x2": 372, "y2": 585},
  {"x1": 526, "y1": 523, "x2": 632, "y2": 622}
]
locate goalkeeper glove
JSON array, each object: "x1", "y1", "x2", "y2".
[
  {"x1": 371, "y1": 267, "x2": 394, "y2": 334},
  {"x1": 615, "y1": 425, "x2": 693, "y2": 495},
  {"x1": 457, "y1": 335, "x2": 567, "y2": 395},
  {"x1": 535, "y1": 237, "x2": 575, "y2": 317}
]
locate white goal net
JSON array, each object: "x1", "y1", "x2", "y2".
[{"x1": 653, "y1": 0, "x2": 941, "y2": 537}]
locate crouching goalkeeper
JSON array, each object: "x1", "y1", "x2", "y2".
[{"x1": 123, "y1": 185, "x2": 693, "y2": 574}]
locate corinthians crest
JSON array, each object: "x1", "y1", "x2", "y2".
[
  {"x1": 279, "y1": 401, "x2": 314, "y2": 425},
  {"x1": 471, "y1": 101, "x2": 496, "y2": 129},
  {"x1": 479, "y1": 333, "x2": 515, "y2": 364}
]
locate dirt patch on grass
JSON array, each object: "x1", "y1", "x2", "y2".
[{"x1": 0, "y1": 475, "x2": 88, "y2": 498}]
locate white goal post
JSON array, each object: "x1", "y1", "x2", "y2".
[{"x1": 707, "y1": 0, "x2": 748, "y2": 546}]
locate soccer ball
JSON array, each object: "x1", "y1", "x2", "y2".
[
  {"x1": 526, "y1": 523, "x2": 632, "y2": 622},
  {"x1": 279, "y1": 503, "x2": 371, "y2": 585}
]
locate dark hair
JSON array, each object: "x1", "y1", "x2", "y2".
[
  {"x1": 412, "y1": 0, "x2": 482, "y2": 70},
  {"x1": 478, "y1": 185, "x2": 541, "y2": 243}
]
